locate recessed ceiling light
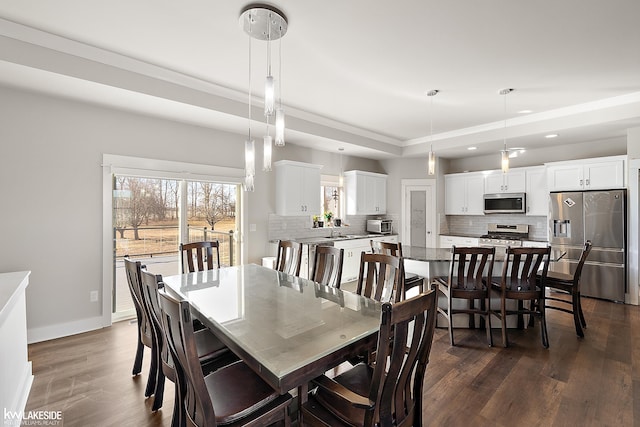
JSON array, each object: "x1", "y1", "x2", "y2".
[
  {"x1": 518, "y1": 110, "x2": 533, "y2": 114},
  {"x1": 467, "y1": 146, "x2": 477, "y2": 150},
  {"x1": 545, "y1": 133, "x2": 559, "y2": 139}
]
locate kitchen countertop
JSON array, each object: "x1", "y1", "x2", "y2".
[{"x1": 280, "y1": 234, "x2": 396, "y2": 246}]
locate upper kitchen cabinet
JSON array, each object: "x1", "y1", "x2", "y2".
[
  {"x1": 344, "y1": 170, "x2": 387, "y2": 215},
  {"x1": 275, "y1": 160, "x2": 322, "y2": 216},
  {"x1": 444, "y1": 172, "x2": 485, "y2": 215},
  {"x1": 546, "y1": 155, "x2": 626, "y2": 192},
  {"x1": 525, "y1": 166, "x2": 548, "y2": 216},
  {"x1": 484, "y1": 169, "x2": 526, "y2": 194}
]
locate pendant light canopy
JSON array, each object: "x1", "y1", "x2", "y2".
[
  {"x1": 239, "y1": 4, "x2": 288, "y2": 190},
  {"x1": 427, "y1": 90, "x2": 439, "y2": 176},
  {"x1": 500, "y1": 88, "x2": 513, "y2": 173}
]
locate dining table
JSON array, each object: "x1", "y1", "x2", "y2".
[{"x1": 162, "y1": 263, "x2": 382, "y2": 399}]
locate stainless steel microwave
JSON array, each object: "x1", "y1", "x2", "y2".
[
  {"x1": 366, "y1": 219, "x2": 392, "y2": 234},
  {"x1": 483, "y1": 193, "x2": 526, "y2": 214}
]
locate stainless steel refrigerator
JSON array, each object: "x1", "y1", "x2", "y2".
[{"x1": 549, "y1": 190, "x2": 626, "y2": 302}]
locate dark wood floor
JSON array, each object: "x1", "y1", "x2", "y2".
[{"x1": 23, "y1": 294, "x2": 639, "y2": 426}]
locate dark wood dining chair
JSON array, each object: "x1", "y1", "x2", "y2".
[
  {"x1": 275, "y1": 240, "x2": 302, "y2": 276},
  {"x1": 310, "y1": 245, "x2": 344, "y2": 288},
  {"x1": 370, "y1": 240, "x2": 424, "y2": 294},
  {"x1": 301, "y1": 289, "x2": 438, "y2": 427},
  {"x1": 180, "y1": 241, "x2": 221, "y2": 273},
  {"x1": 356, "y1": 252, "x2": 405, "y2": 303},
  {"x1": 124, "y1": 257, "x2": 157, "y2": 397},
  {"x1": 434, "y1": 245, "x2": 496, "y2": 346},
  {"x1": 540, "y1": 240, "x2": 593, "y2": 337},
  {"x1": 139, "y1": 271, "x2": 237, "y2": 424},
  {"x1": 157, "y1": 289, "x2": 292, "y2": 427},
  {"x1": 491, "y1": 246, "x2": 551, "y2": 348}
]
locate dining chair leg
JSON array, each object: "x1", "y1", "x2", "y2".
[
  {"x1": 483, "y1": 298, "x2": 493, "y2": 347},
  {"x1": 539, "y1": 300, "x2": 549, "y2": 348},
  {"x1": 132, "y1": 337, "x2": 144, "y2": 376},
  {"x1": 144, "y1": 345, "x2": 159, "y2": 398},
  {"x1": 572, "y1": 292, "x2": 585, "y2": 338},
  {"x1": 577, "y1": 293, "x2": 587, "y2": 328},
  {"x1": 151, "y1": 369, "x2": 165, "y2": 411},
  {"x1": 501, "y1": 299, "x2": 509, "y2": 348}
]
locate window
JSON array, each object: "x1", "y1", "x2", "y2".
[{"x1": 321, "y1": 175, "x2": 343, "y2": 223}]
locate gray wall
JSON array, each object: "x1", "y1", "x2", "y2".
[{"x1": 0, "y1": 85, "x2": 384, "y2": 341}]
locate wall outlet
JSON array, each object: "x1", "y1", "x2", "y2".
[
  {"x1": 249, "y1": 223, "x2": 257, "y2": 232},
  {"x1": 90, "y1": 290, "x2": 99, "y2": 302}
]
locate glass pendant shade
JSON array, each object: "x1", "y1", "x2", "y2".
[
  {"x1": 245, "y1": 138, "x2": 255, "y2": 177},
  {"x1": 501, "y1": 149, "x2": 510, "y2": 173},
  {"x1": 243, "y1": 174, "x2": 255, "y2": 192},
  {"x1": 263, "y1": 135, "x2": 272, "y2": 171},
  {"x1": 275, "y1": 108, "x2": 285, "y2": 146},
  {"x1": 264, "y1": 75, "x2": 275, "y2": 116},
  {"x1": 428, "y1": 150, "x2": 436, "y2": 175}
]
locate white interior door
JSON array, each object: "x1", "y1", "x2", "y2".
[{"x1": 402, "y1": 180, "x2": 436, "y2": 248}]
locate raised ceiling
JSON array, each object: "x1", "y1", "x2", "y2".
[{"x1": 0, "y1": 1, "x2": 639, "y2": 159}]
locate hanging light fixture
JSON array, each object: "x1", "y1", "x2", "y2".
[
  {"x1": 426, "y1": 90, "x2": 439, "y2": 175},
  {"x1": 239, "y1": 4, "x2": 288, "y2": 187},
  {"x1": 500, "y1": 88, "x2": 514, "y2": 173},
  {"x1": 275, "y1": 33, "x2": 285, "y2": 146}
]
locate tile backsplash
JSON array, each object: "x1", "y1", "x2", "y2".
[
  {"x1": 268, "y1": 213, "x2": 399, "y2": 241},
  {"x1": 444, "y1": 214, "x2": 548, "y2": 240}
]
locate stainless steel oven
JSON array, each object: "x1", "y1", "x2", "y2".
[{"x1": 479, "y1": 224, "x2": 528, "y2": 257}]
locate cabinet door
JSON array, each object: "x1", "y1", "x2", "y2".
[
  {"x1": 525, "y1": 167, "x2": 548, "y2": 216},
  {"x1": 372, "y1": 175, "x2": 387, "y2": 214},
  {"x1": 275, "y1": 162, "x2": 321, "y2": 215},
  {"x1": 484, "y1": 173, "x2": 505, "y2": 194},
  {"x1": 465, "y1": 175, "x2": 485, "y2": 215},
  {"x1": 546, "y1": 164, "x2": 584, "y2": 191},
  {"x1": 584, "y1": 160, "x2": 624, "y2": 190},
  {"x1": 504, "y1": 169, "x2": 526, "y2": 193},
  {"x1": 335, "y1": 240, "x2": 370, "y2": 283},
  {"x1": 444, "y1": 175, "x2": 466, "y2": 214}
]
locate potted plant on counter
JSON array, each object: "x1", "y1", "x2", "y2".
[
  {"x1": 313, "y1": 215, "x2": 320, "y2": 228},
  {"x1": 324, "y1": 211, "x2": 333, "y2": 227}
]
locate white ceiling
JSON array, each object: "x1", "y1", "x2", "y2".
[{"x1": 1, "y1": 0, "x2": 639, "y2": 160}]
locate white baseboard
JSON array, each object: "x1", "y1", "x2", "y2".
[{"x1": 27, "y1": 316, "x2": 106, "y2": 344}]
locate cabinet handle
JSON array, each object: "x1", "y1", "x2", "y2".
[
  {"x1": 579, "y1": 179, "x2": 583, "y2": 186},
  {"x1": 585, "y1": 179, "x2": 590, "y2": 186}
]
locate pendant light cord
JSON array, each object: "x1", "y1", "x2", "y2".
[{"x1": 248, "y1": 23, "x2": 252, "y2": 140}]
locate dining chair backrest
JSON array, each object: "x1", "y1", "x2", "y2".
[
  {"x1": 356, "y1": 252, "x2": 404, "y2": 303},
  {"x1": 370, "y1": 239, "x2": 403, "y2": 257},
  {"x1": 572, "y1": 240, "x2": 593, "y2": 286},
  {"x1": 500, "y1": 246, "x2": 551, "y2": 292},
  {"x1": 448, "y1": 245, "x2": 496, "y2": 290},
  {"x1": 180, "y1": 241, "x2": 221, "y2": 273},
  {"x1": 124, "y1": 257, "x2": 152, "y2": 349},
  {"x1": 140, "y1": 270, "x2": 175, "y2": 381},
  {"x1": 370, "y1": 290, "x2": 437, "y2": 426},
  {"x1": 275, "y1": 240, "x2": 302, "y2": 276},
  {"x1": 158, "y1": 289, "x2": 215, "y2": 426},
  {"x1": 311, "y1": 245, "x2": 344, "y2": 288},
  {"x1": 307, "y1": 290, "x2": 437, "y2": 427}
]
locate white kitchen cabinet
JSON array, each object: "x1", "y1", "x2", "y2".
[
  {"x1": 439, "y1": 235, "x2": 479, "y2": 248},
  {"x1": 525, "y1": 166, "x2": 548, "y2": 216},
  {"x1": 444, "y1": 172, "x2": 485, "y2": 215},
  {"x1": 334, "y1": 238, "x2": 372, "y2": 283},
  {"x1": 371, "y1": 235, "x2": 398, "y2": 245},
  {"x1": 546, "y1": 156, "x2": 625, "y2": 192},
  {"x1": 275, "y1": 160, "x2": 322, "y2": 216},
  {"x1": 344, "y1": 170, "x2": 387, "y2": 215},
  {"x1": 484, "y1": 169, "x2": 526, "y2": 194}
]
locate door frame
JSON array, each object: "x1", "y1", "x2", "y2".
[
  {"x1": 401, "y1": 179, "x2": 437, "y2": 248},
  {"x1": 628, "y1": 158, "x2": 639, "y2": 305}
]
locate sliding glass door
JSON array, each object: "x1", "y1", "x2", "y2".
[{"x1": 112, "y1": 175, "x2": 239, "y2": 319}]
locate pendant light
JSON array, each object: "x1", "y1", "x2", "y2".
[
  {"x1": 275, "y1": 34, "x2": 285, "y2": 146},
  {"x1": 427, "y1": 90, "x2": 439, "y2": 176},
  {"x1": 239, "y1": 4, "x2": 288, "y2": 187},
  {"x1": 500, "y1": 88, "x2": 513, "y2": 173}
]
